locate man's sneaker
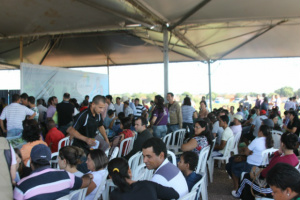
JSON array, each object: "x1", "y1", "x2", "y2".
[{"x1": 231, "y1": 190, "x2": 239, "y2": 198}]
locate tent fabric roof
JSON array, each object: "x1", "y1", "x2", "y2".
[{"x1": 0, "y1": 0, "x2": 299, "y2": 68}]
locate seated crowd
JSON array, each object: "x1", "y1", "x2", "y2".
[{"x1": 0, "y1": 92, "x2": 299, "y2": 200}]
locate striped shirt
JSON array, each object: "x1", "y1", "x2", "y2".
[
  {"x1": 181, "y1": 105, "x2": 195, "y2": 124},
  {"x1": 0, "y1": 103, "x2": 34, "y2": 130},
  {"x1": 14, "y1": 166, "x2": 82, "y2": 200},
  {"x1": 134, "y1": 104, "x2": 146, "y2": 117}
]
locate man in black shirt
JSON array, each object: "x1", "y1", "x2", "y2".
[
  {"x1": 68, "y1": 95, "x2": 109, "y2": 154},
  {"x1": 56, "y1": 93, "x2": 74, "y2": 135}
]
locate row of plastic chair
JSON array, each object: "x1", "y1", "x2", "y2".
[
  {"x1": 162, "y1": 129, "x2": 186, "y2": 153},
  {"x1": 56, "y1": 188, "x2": 87, "y2": 200}
]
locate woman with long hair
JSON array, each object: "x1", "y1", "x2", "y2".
[
  {"x1": 283, "y1": 111, "x2": 300, "y2": 136},
  {"x1": 58, "y1": 146, "x2": 85, "y2": 177},
  {"x1": 108, "y1": 157, "x2": 179, "y2": 200},
  {"x1": 198, "y1": 101, "x2": 208, "y2": 119},
  {"x1": 236, "y1": 132, "x2": 299, "y2": 200},
  {"x1": 227, "y1": 125, "x2": 273, "y2": 197},
  {"x1": 150, "y1": 95, "x2": 168, "y2": 138},
  {"x1": 181, "y1": 119, "x2": 212, "y2": 153},
  {"x1": 181, "y1": 96, "x2": 197, "y2": 138}
]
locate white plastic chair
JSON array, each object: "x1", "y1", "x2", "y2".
[
  {"x1": 195, "y1": 146, "x2": 210, "y2": 174},
  {"x1": 108, "y1": 147, "x2": 119, "y2": 161},
  {"x1": 50, "y1": 152, "x2": 59, "y2": 169},
  {"x1": 167, "y1": 150, "x2": 177, "y2": 166},
  {"x1": 58, "y1": 136, "x2": 72, "y2": 152},
  {"x1": 231, "y1": 130, "x2": 242, "y2": 155},
  {"x1": 128, "y1": 151, "x2": 143, "y2": 172},
  {"x1": 207, "y1": 138, "x2": 216, "y2": 183},
  {"x1": 102, "y1": 179, "x2": 117, "y2": 200},
  {"x1": 261, "y1": 148, "x2": 278, "y2": 167},
  {"x1": 132, "y1": 163, "x2": 154, "y2": 181},
  {"x1": 191, "y1": 172, "x2": 208, "y2": 200},
  {"x1": 178, "y1": 190, "x2": 197, "y2": 200},
  {"x1": 56, "y1": 188, "x2": 85, "y2": 200},
  {"x1": 168, "y1": 129, "x2": 186, "y2": 153},
  {"x1": 92, "y1": 170, "x2": 108, "y2": 200},
  {"x1": 118, "y1": 137, "x2": 134, "y2": 157},
  {"x1": 26, "y1": 159, "x2": 31, "y2": 167},
  {"x1": 255, "y1": 197, "x2": 274, "y2": 200},
  {"x1": 271, "y1": 130, "x2": 283, "y2": 149},
  {"x1": 208, "y1": 137, "x2": 234, "y2": 183},
  {"x1": 162, "y1": 133, "x2": 172, "y2": 150}
]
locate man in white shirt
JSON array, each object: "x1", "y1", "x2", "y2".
[
  {"x1": 142, "y1": 138, "x2": 188, "y2": 198},
  {"x1": 284, "y1": 97, "x2": 296, "y2": 111},
  {"x1": 251, "y1": 110, "x2": 268, "y2": 138},
  {"x1": 0, "y1": 94, "x2": 35, "y2": 138},
  {"x1": 114, "y1": 97, "x2": 123, "y2": 124}
]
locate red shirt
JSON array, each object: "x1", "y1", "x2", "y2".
[
  {"x1": 80, "y1": 106, "x2": 88, "y2": 112},
  {"x1": 119, "y1": 129, "x2": 134, "y2": 156},
  {"x1": 45, "y1": 127, "x2": 65, "y2": 153}
]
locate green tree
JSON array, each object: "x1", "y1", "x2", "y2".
[
  {"x1": 206, "y1": 92, "x2": 218, "y2": 100},
  {"x1": 295, "y1": 88, "x2": 300, "y2": 97},
  {"x1": 248, "y1": 92, "x2": 259, "y2": 97},
  {"x1": 274, "y1": 86, "x2": 294, "y2": 97}
]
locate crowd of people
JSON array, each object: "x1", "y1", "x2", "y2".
[{"x1": 0, "y1": 91, "x2": 299, "y2": 200}]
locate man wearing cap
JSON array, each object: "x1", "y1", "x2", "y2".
[
  {"x1": 14, "y1": 144, "x2": 93, "y2": 200},
  {"x1": 251, "y1": 110, "x2": 268, "y2": 139},
  {"x1": 122, "y1": 97, "x2": 134, "y2": 117},
  {"x1": 230, "y1": 114, "x2": 243, "y2": 138}
]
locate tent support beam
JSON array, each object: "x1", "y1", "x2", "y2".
[
  {"x1": 163, "y1": 26, "x2": 169, "y2": 101},
  {"x1": 39, "y1": 36, "x2": 61, "y2": 65},
  {"x1": 169, "y1": 0, "x2": 211, "y2": 30},
  {"x1": 208, "y1": 61, "x2": 212, "y2": 111},
  {"x1": 214, "y1": 19, "x2": 287, "y2": 61},
  {"x1": 172, "y1": 29, "x2": 209, "y2": 61},
  {"x1": 107, "y1": 57, "x2": 110, "y2": 94}
]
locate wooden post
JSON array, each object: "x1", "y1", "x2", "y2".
[{"x1": 20, "y1": 36, "x2": 23, "y2": 63}]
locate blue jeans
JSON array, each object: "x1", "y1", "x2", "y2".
[
  {"x1": 7, "y1": 128, "x2": 23, "y2": 138},
  {"x1": 167, "y1": 124, "x2": 179, "y2": 134},
  {"x1": 153, "y1": 125, "x2": 167, "y2": 138}
]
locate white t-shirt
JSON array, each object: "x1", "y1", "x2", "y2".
[
  {"x1": 252, "y1": 115, "x2": 267, "y2": 137},
  {"x1": 212, "y1": 121, "x2": 224, "y2": 145},
  {"x1": 114, "y1": 103, "x2": 124, "y2": 115},
  {"x1": 85, "y1": 170, "x2": 107, "y2": 200},
  {"x1": 219, "y1": 127, "x2": 233, "y2": 155},
  {"x1": 230, "y1": 125, "x2": 242, "y2": 138},
  {"x1": 247, "y1": 137, "x2": 266, "y2": 166}
]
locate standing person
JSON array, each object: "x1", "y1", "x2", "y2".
[
  {"x1": 114, "y1": 97, "x2": 123, "y2": 124},
  {"x1": 20, "y1": 93, "x2": 29, "y2": 107},
  {"x1": 28, "y1": 96, "x2": 39, "y2": 122},
  {"x1": 134, "y1": 98, "x2": 147, "y2": 119},
  {"x1": 255, "y1": 94, "x2": 262, "y2": 109},
  {"x1": 166, "y1": 92, "x2": 182, "y2": 133},
  {"x1": 181, "y1": 96, "x2": 197, "y2": 137},
  {"x1": 37, "y1": 99, "x2": 47, "y2": 124},
  {"x1": 198, "y1": 100, "x2": 209, "y2": 119},
  {"x1": 142, "y1": 138, "x2": 188, "y2": 198},
  {"x1": 0, "y1": 94, "x2": 35, "y2": 138},
  {"x1": 124, "y1": 117, "x2": 153, "y2": 159},
  {"x1": 106, "y1": 95, "x2": 116, "y2": 114},
  {"x1": 229, "y1": 106, "x2": 235, "y2": 123},
  {"x1": 107, "y1": 158, "x2": 179, "y2": 200},
  {"x1": 274, "y1": 94, "x2": 281, "y2": 110},
  {"x1": 46, "y1": 96, "x2": 58, "y2": 121},
  {"x1": 150, "y1": 95, "x2": 168, "y2": 138},
  {"x1": 67, "y1": 95, "x2": 110, "y2": 155},
  {"x1": 56, "y1": 93, "x2": 74, "y2": 135},
  {"x1": 261, "y1": 97, "x2": 269, "y2": 112}
]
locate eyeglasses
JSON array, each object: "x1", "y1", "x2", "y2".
[{"x1": 194, "y1": 126, "x2": 201, "y2": 129}]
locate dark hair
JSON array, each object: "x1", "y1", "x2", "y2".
[
  {"x1": 154, "y1": 95, "x2": 165, "y2": 114},
  {"x1": 20, "y1": 93, "x2": 28, "y2": 100},
  {"x1": 135, "y1": 98, "x2": 140, "y2": 102},
  {"x1": 106, "y1": 95, "x2": 113, "y2": 102},
  {"x1": 281, "y1": 132, "x2": 298, "y2": 150},
  {"x1": 108, "y1": 158, "x2": 131, "y2": 192},
  {"x1": 266, "y1": 163, "x2": 300, "y2": 194},
  {"x1": 194, "y1": 119, "x2": 212, "y2": 145},
  {"x1": 22, "y1": 120, "x2": 41, "y2": 142},
  {"x1": 37, "y1": 98, "x2": 43, "y2": 105},
  {"x1": 289, "y1": 111, "x2": 299, "y2": 123},
  {"x1": 92, "y1": 95, "x2": 105, "y2": 105},
  {"x1": 85, "y1": 95, "x2": 89, "y2": 99},
  {"x1": 59, "y1": 146, "x2": 85, "y2": 167},
  {"x1": 142, "y1": 138, "x2": 167, "y2": 159},
  {"x1": 63, "y1": 93, "x2": 70, "y2": 99},
  {"x1": 48, "y1": 96, "x2": 54, "y2": 106},
  {"x1": 28, "y1": 96, "x2": 35, "y2": 105},
  {"x1": 221, "y1": 109, "x2": 229, "y2": 115},
  {"x1": 124, "y1": 101, "x2": 129, "y2": 105},
  {"x1": 200, "y1": 100, "x2": 207, "y2": 106},
  {"x1": 12, "y1": 94, "x2": 20, "y2": 102},
  {"x1": 207, "y1": 112, "x2": 217, "y2": 123},
  {"x1": 47, "y1": 120, "x2": 56, "y2": 130},
  {"x1": 82, "y1": 100, "x2": 89, "y2": 106},
  {"x1": 250, "y1": 109, "x2": 256, "y2": 115},
  {"x1": 220, "y1": 115, "x2": 229, "y2": 125},
  {"x1": 121, "y1": 117, "x2": 132, "y2": 129},
  {"x1": 167, "y1": 92, "x2": 174, "y2": 97},
  {"x1": 259, "y1": 125, "x2": 273, "y2": 148},
  {"x1": 118, "y1": 112, "x2": 125, "y2": 120},
  {"x1": 88, "y1": 149, "x2": 108, "y2": 171},
  {"x1": 183, "y1": 97, "x2": 191, "y2": 106},
  {"x1": 150, "y1": 100, "x2": 154, "y2": 104},
  {"x1": 181, "y1": 151, "x2": 198, "y2": 171},
  {"x1": 237, "y1": 108, "x2": 241, "y2": 112},
  {"x1": 135, "y1": 117, "x2": 147, "y2": 126},
  {"x1": 116, "y1": 97, "x2": 121, "y2": 101},
  {"x1": 269, "y1": 113, "x2": 277, "y2": 121}
]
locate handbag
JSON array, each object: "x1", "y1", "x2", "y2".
[{"x1": 249, "y1": 166, "x2": 268, "y2": 197}]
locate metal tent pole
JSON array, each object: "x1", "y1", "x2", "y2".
[
  {"x1": 107, "y1": 57, "x2": 110, "y2": 94},
  {"x1": 163, "y1": 26, "x2": 169, "y2": 101},
  {"x1": 208, "y1": 61, "x2": 212, "y2": 111}
]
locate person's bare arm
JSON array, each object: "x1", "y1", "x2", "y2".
[
  {"x1": 67, "y1": 127, "x2": 96, "y2": 146},
  {"x1": 81, "y1": 173, "x2": 93, "y2": 189},
  {"x1": 0, "y1": 119, "x2": 7, "y2": 133},
  {"x1": 181, "y1": 138, "x2": 198, "y2": 152},
  {"x1": 193, "y1": 111, "x2": 198, "y2": 119},
  {"x1": 214, "y1": 140, "x2": 227, "y2": 150},
  {"x1": 28, "y1": 112, "x2": 36, "y2": 120},
  {"x1": 109, "y1": 117, "x2": 118, "y2": 129},
  {"x1": 150, "y1": 116, "x2": 157, "y2": 126}
]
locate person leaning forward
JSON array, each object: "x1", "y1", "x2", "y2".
[{"x1": 67, "y1": 95, "x2": 110, "y2": 154}]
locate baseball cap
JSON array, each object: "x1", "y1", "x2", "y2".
[
  {"x1": 30, "y1": 144, "x2": 51, "y2": 164},
  {"x1": 122, "y1": 96, "x2": 129, "y2": 102},
  {"x1": 260, "y1": 110, "x2": 267, "y2": 115},
  {"x1": 233, "y1": 114, "x2": 243, "y2": 121},
  {"x1": 262, "y1": 119, "x2": 274, "y2": 128}
]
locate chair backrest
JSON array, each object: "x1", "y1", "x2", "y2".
[
  {"x1": 118, "y1": 137, "x2": 134, "y2": 157},
  {"x1": 50, "y1": 152, "x2": 59, "y2": 169},
  {"x1": 128, "y1": 151, "x2": 143, "y2": 172},
  {"x1": 167, "y1": 150, "x2": 177, "y2": 166},
  {"x1": 271, "y1": 130, "x2": 283, "y2": 149},
  {"x1": 171, "y1": 129, "x2": 186, "y2": 147},
  {"x1": 132, "y1": 163, "x2": 154, "y2": 181},
  {"x1": 162, "y1": 133, "x2": 172, "y2": 149},
  {"x1": 109, "y1": 147, "x2": 119, "y2": 161},
  {"x1": 207, "y1": 138, "x2": 216, "y2": 160},
  {"x1": 56, "y1": 188, "x2": 86, "y2": 200},
  {"x1": 58, "y1": 136, "x2": 72, "y2": 152},
  {"x1": 261, "y1": 148, "x2": 278, "y2": 166},
  {"x1": 196, "y1": 146, "x2": 210, "y2": 174},
  {"x1": 92, "y1": 170, "x2": 108, "y2": 200},
  {"x1": 178, "y1": 190, "x2": 197, "y2": 200},
  {"x1": 223, "y1": 136, "x2": 235, "y2": 157},
  {"x1": 232, "y1": 130, "x2": 242, "y2": 154},
  {"x1": 191, "y1": 172, "x2": 206, "y2": 200}
]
